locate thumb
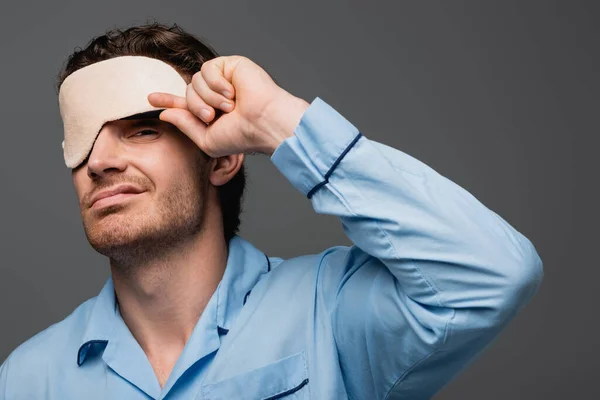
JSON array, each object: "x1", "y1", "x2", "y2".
[{"x1": 159, "y1": 108, "x2": 210, "y2": 152}]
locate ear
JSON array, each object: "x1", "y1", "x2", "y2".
[{"x1": 209, "y1": 153, "x2": 245, "y2": 187}]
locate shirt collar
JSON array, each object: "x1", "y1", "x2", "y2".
[
  {"x1": 77, "y1": 234, "x2": 271, "y2": 367},
  {"x1": 215, "y1": 235, "x2": 272, "y2": 333}
]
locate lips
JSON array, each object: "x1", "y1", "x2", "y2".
[{"x1": 90, "y1": 185, "x2": 145, "y2": 208}]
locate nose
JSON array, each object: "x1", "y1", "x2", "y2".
[{"x1": 86, "y1": 124, "x2": 127, "y2": 179}]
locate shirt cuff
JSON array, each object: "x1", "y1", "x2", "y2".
[{"x1": 270, "y1": 97, "x2": 362, "y2": 198}]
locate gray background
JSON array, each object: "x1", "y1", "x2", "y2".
[{"x1": 0, "y1": 1, "x2": 593, "y2": 399}]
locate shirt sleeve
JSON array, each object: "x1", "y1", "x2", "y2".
[{"x1": 270, "y1": 97, "x2": 544, "y2": 399}]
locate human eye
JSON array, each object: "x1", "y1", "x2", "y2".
[{"x1": 132, "y1": 129, "x2": 159, "y2": 137}]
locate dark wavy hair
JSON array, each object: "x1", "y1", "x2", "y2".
[{"x1": 56, "y1": 21, "x2": 246, "y2": 244}]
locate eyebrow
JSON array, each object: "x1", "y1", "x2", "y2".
[
  {"x1": 128, "y1": 118, "x2": 164, "y2": 129},
  {"x1": 120, "y1": 110, "x2": 164, "y2": 128}
]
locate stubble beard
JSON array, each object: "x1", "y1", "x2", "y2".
[{"x1": 81, "y1": 163, "x2": 208, "y2": 274}]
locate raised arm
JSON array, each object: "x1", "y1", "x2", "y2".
[{"x1": 270, "y1": 97, "x2": 544, "y2": 399}]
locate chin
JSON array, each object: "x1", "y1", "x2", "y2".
[
  {"x1": 85, "y1": 222, "x2": 152, "y2": 261},
  {"x1": 84, "y1": 208, "x2": 146, "y2": 241}
]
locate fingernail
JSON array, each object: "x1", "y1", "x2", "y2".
[
  {"x1": 220, "y1": 101, "x2": 233, "y2": 111},
  {"x1": 200, "y1": 108, "x2": 211, "y2": 121},
  {"x1": 222, "y1": 90, "x2": 232, "y2": 99}
]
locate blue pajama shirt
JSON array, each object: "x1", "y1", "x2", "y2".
[{"x1": 0, "y1": 97, "x2": 543, "y2": 399}]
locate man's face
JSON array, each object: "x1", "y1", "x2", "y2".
[{"x1": 71, "y1": 116, "x2": 211, "y2": 264}]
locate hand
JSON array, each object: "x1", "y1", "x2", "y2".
[{"x1": 148, "y1": 55, "x2": 309, "y2": 158}]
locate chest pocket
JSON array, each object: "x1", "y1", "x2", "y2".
[{"x1": 201, "y1": 351, "x2": 309, "y2": 400}]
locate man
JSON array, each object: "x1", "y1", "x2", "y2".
[{"x1": 0, "y1": 22, "x2": 543, "y2": 399}]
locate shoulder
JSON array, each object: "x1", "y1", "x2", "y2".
[
  {"x1": 271, "y1": 243, "x2": 373, "y2": 272},
  {"x1": 1, "y1": 296, "x2": 97, "y2": 390},
  {"x1": 267, "y1": 244, "x2": 346, "y2": 272},
  {"x1": 9, "y1": 296, "x2": 96, "y2": 360},
  {"x1": 265, "y1": 244, "x2": 375, "y2": 299}
]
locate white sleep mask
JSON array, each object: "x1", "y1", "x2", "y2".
[{"x1": 58, "y1": 55, "x2": 188, "y2": 168}]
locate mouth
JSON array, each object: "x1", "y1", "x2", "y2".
[{"x1": 91, "y1": 192, "x2": 145, "y2": 209}]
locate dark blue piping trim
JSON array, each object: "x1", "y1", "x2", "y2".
[
  {"x1": 243, "y1": 290, "x2": 252, "y2": 306},
  {"x1": 77, "y1": 339, "x2": 108, "y2": 366},
  {"x1": 217, "y1": 326, "x2": 229, "y2": 335},
  {"x1": 306, "y1": 132, "x2": 363, "y2": 199},
  {"x1": 264, "y1": 378, "x2": 309, "y2": 399}
]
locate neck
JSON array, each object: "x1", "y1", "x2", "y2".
[{"x1": 109, "y1": 216, "x2": 228, "y2": 377}]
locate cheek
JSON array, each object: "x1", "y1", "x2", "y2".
[
  {"x1": 71, "y1": 170, "x2": 88, "y2": 201},
  {"x1": 146, "y1": 157, "x2": 199, "y2": 194}
]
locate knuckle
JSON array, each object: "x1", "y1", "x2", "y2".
[
  {"x1": 186, "y1": 83, "x2": 195, "y2": 97},
  {"x1": 191, "y1": 72, "x2": 204, "y2": 88},
  {"x1": 186, "y1": 85, "x2": 200, "y2": 104},
  {"x1": 201, "y1": 59, "x2": 216, "y2": 75},
  {"x1": 190, "y1": 79, "x2": 211, "y2": 100},
  {"x1": 188, "y1": 99, "x2": 207, "y2": 117}
]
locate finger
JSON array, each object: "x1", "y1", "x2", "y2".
[
  {"x1": 186, "y1": 83, "x2": 215, "y2": 124},
  {"x1": 148, "y1": 92, "x2": 188, "y2": 109},
  {"x1": 191, "y1": 70, "x2": 235, "y2": 113},
  {"x1": 201, "y1": 59, "x2": 235, "y2": 100},
  {"x1": 158, "y1": 108, "x2": 210, "y2": 152}
]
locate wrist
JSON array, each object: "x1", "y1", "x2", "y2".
[{"x1": 259, "y1": 89, "x2": 310, "y2": 156}]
